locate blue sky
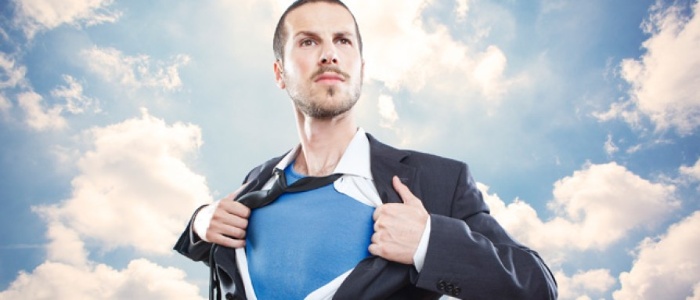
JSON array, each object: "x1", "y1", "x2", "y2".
[{"x1": 1, "y1": 0, "x2": 699, "y2": 299}]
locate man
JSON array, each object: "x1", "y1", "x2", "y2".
[{"x1": 174, "y1": 0, "x2": 557, "y2": 299}]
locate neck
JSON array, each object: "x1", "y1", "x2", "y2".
[{"x1": 293, "y1": 108, "x2": 357, "y2": 176}]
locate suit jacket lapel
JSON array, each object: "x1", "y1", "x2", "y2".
[
  {"x1": 233, "y1": 155, "x2": 286, "y2": 201},
  {"x1": 333, "y1": 134, "x2": 421, "y2": 298},
  {"x1": 367, "y1": 133, "x2": 422, "y2": 203}
]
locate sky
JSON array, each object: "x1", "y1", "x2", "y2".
[{"x1": 0, "y1": 0, "x2": 699, "y2": 299}]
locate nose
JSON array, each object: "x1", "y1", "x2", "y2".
[{"x1": 319, "y1": 45, "x2": 339, "y2": 65}]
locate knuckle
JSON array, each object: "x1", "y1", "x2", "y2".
[
  {"x1": 237, "y1": 228, "x2": 247, "y2": 239},
  {"x1": 232, "y1": 202, "x2": 251, "y2": 217},
  {"x1": 229, "y1": 240, "x2": 244, "y2": 248},
  {"x1": 374, "y1": 245, "x2": 385, "y2": 256},
  {"x1": 231, "y1": 227, "x2": 246, "y2": 239},
  {"x1": 239, "y1": 218, "x2": 249, "y2": 229}
]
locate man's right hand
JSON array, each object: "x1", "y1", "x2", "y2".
[{"x1": 197, "y1": 185, "x2": 251, "y2": 248}]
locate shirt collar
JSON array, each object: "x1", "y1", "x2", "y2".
[{"x1": 273, "y1": 128, "x2": 372, "y2": 180}]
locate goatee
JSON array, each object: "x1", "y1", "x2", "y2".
[{"x1": 292, "y1": 85, "x2": 359, "y2": 119}]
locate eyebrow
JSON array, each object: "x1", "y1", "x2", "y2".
[{"x1": 294, "y1": 30, "x2": 356, "y2": 40}]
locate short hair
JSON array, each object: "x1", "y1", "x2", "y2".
[{"x1": 272, "y1": 0, "x2": 363, "y2": 62}]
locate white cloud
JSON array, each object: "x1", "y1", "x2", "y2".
[
  {"x1": 0, "y1": 52, "x2": 27, "y2": 89},
  {"x1": 39, "y1": 109, "x2": 211, "y2": 254},
  {"x1": 2, "y1": 68, "x2": 99, "y2": 130},
  {"x1": 540, "y1": 0, "x2": 567, "y2": 14},
  {"x1": 0, "y1": 259, "x2": 203, "y2": 300},
  {"x1": 680, "y1": 158, "x2": 700, "y2": 183},
  {"x1": 377, "y1": 94, "x2": 399, "y2": 129},
  {"x1": 626, "y1": 144, "x2": 642, "y2": 154},
  {"x1": 50, "y1": 75, "x2": 99, "y2": 114},
  {"x1": 548, "y1": 162, "x2": 678, "y2": 250},
  {"x1": 0, "y1": 110, "x2": 210, "y2": 299},
  {"x1": 555, "y1": 269, "x2": 616, "y2": 300},
  {"x1": 13, "y1": 0, "x2": 121, "y2": 38},
  {"x1": 482, "y1": 162, "x2": 679, "y2": 264},
  {"x1": 0, "y1": 93, "x2": 12, "y2": 114},
  {"x1": 604, "y1": 134, "x2": 619, "y2": 156},
  {"x1": 348, "y1": 0, "x2": 519, "y2": 101},
  {"x1": 600, "y1": 0, "x2": 700, "y2": 135},
  {"x1": 473, "y1": 45, "x2": 508, "y2": 99},
  {"x1": 613, "y1": 211, "x2": 700, "y2": 300},
  {"x1": 455, "y1": 0, "x2": 470, "y2": 21},
  {"x1": 41, "y1": 220, "x2": 88, "y2": 267},
  {"x1": 17, "y1": 91, "x2": 67, "y2": 131},
  {"x1": 82, "y1": 46, "x2": 191, "y2": 91},
  {"x1": 3, "y1": 52, "x2": 65, "y2": 129}
]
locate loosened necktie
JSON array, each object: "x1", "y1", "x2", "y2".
[{"x1": 237, "y1": 168, "x2": 342, "y2": 209}]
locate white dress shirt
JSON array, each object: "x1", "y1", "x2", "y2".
[{"x1": 193, "y1": 128, "x2": 431, "y2": 300}]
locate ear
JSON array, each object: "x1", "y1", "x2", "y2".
[
  {"x1": 361, "y1": 59, "x2": 365, "y2": 82},
  {"x1": 273, "y1": 60, "x2": 286, "y2": 89}
]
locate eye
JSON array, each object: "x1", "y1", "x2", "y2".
[
  {"x1": 336, "y1": 38, "x2": 351, "y2": 45},
  {"x1": 300, "y1": 39, "x2": 316, "y2": 47}
]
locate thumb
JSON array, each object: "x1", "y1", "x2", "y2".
[
  {"x1": 223, "y1": 182, "x2": 250, "y2": 202},
  {"x1": 392, "y1": 176, "x2": 420, "y2": 206}
]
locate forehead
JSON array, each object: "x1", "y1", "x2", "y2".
[{"x1": 284, "y1": 2, "x2": 357, "y2": 37}]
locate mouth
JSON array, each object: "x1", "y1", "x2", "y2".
[{"x1": 314, "y1": 72, "x2": 345, "y2": 83}]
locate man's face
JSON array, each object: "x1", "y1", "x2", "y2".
[{"x1": 274, "y1": 2, "x2": 364, "y2": 119}]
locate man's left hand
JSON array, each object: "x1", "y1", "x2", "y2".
[{"x1": 369, "y1": 176, "x2": 429, "y2": 265}]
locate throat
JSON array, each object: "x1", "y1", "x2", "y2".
[{"x1": 293, "y1": 159, "x2": 337, "y2": 177}]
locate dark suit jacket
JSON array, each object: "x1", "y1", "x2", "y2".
[{"x1": 174, "y1": 134, "x2": 557, "y2": 299}]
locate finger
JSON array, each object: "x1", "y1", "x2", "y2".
[
  {"x1": 219, "y1": 200, "x2": 251, "y2": 219},
  {"x1": 372, "y1": 204, "x2": 384, "y2": 221},
  {"x1": 209, "y1": 223, "x2": 246, "y2": 240},
  {"x1": 221, "y1": 182, "x2": 250, "y2": 202},
  {"x1": 209, "y1": 233, "x2": 246, "y2": 249},
  {"x1": 219, "y1": 212, "x2": 249, "y2": 230},
  {"x1": 392, "y1": 176, "x2": 419, "y2": 206},
  {"x1": 368, "y1": 243, "x2": 382, "y2": 257}
]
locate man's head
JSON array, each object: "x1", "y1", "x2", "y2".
[
  {"x1": 272, "y1": 0, "x2": 364, "y2": 120},
  {"x1": 273, "y1": 0, "x2": 363, "y2": 62}
]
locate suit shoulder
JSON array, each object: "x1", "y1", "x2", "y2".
[
  {"x1": 404, "y1": 149, "x2": 467, "y2": 173},
  {"x1": 404, "y1": 149, "x2": 463, "y2": 165},
  {"x1": 367, "y1": 133, "x2": 468, "y2": 174}
]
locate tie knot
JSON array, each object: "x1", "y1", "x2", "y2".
[{"x1": 237, "y1": 169, "x2": 342, "y2": 209}]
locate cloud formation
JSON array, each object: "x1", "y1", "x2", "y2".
[
  {"x1": 349, "y1": 0, "x2": 518, "y2": 101},
  {"x1": 0, "y1": 53, "x2": 27, "y2": 89},
  {"x1": 0, "y1": 259, "x2": 203, "y2": 300},
  {"x1": 482, "y1": 162, "x2": 679, "y2": 263},
  {"x1": 37, "y1": 109, "x2": 211, "y2": 254},
  {"x1": 12, "y1": 0, "x2": 121, "y2": 38},
  {"x1": 598, "y1": 0, "x2": 700, "y2": 135},
  {"x1": 50, "y1": 75, "x2": 99, "y2": 114},
  {"x1": 555, "y1": 269, "x2": 616, "y2": 300},
  {"x1": 613, "y1": 211, "x2": 700, "y2": 300},
  {"x1": 17, "y1": 91, "x2": 67, "y2": 131},
  {"x1": 377, "y1": 94, "x2": 399, "y2": 129},
  {"x1": 83, "y1": 47, "x2": 191, "y2": 91},
  {"x1": 1, "y1": 53, "x2": 95, "y2": 130},
  {"x1": 680, "y1": 158, "x2": 700, "y2": 184},
  {"x1": 0, "y1": 110, "x2": 210, "y2": 299},
  {"x1": 0, "y1": 93, "x2": 11, "y2": 115}
]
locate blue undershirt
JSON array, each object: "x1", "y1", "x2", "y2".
[{"x1": 245, "y1": 164, "x2": 375, "y2": 299}]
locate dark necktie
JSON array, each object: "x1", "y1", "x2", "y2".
[{"x1": 237, "y1": 168, "x2": 343, "y2": 209}]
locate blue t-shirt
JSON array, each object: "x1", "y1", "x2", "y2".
[{"x1": 245, "y1": 165, "x2": 375, "y2": 299}]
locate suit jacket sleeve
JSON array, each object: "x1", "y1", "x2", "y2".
[
  {"x1": 414, "y1": 161, "x2": 557, "y2": 299},
  {"x1": 173, "y1": 155, "x2": 282, "y2": 263},
  {"x1": 173, "y1": 204, "x2": 215, "y2": 263}
]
